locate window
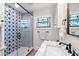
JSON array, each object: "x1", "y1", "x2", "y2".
[
  {"x1": 20, "y1": 20, "x2": 30, "y2": 28},
  {"x1": 36, "y1": 17, "x2": 50, "y2": 28}
]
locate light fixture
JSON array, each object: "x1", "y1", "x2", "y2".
[{"x1": 15, "y1": 4, "x2": 19, "y2": 8}]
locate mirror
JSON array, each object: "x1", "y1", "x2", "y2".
[{"x1": 67, "y1": 3, "x2": 79, "y2": 37}]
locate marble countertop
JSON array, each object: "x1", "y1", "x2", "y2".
[{"x1": 35, "y1": 41, "x2": 71, "y2": 56}]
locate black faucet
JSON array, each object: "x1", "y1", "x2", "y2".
[
  {"x1": 65, "y1": 44, "x2": 69, "y2": 50},
  {"x1": 59, "y1": 42, "x2": 79, "y2": 56},
  {"x1": 71, "y1": 50, "x2": 75, "y2": 56},
  {"x1": 59, "y1": 42, "x2": 72, "y2": 54},
  {"x1": 59, "y1": 42, "x2": 68, "y2": 45},
  {"x1": 59, "y1": 42, "x2": 70, "y2": 50},
  {"x1": 68, "y1": 43, "x2": 72, "y2": 54}
]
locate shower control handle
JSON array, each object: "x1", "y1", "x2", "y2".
[{"x1": 17, "y1": 32, "x2": 21, "y2": 39}]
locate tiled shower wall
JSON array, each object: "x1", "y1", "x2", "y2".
[{"x1": 4, "y1": 4, "x2": 21, "y2": 56}]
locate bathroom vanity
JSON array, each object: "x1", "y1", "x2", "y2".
[{"x1": 35, "y1": 41, "x2": 78, "y2": 56}]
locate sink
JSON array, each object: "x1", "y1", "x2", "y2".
[
  {"x1": 35, "y1": 41, "x2": 71, "y2": 56},
  {"x1": 43, "y1": 45, "x2": 71, "y2": 56}
]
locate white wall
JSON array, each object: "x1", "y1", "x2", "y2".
[
  {"x1": 0, "y1": 3, "x2": 4, "y2": 47},
  {"x1": 55, "y1": 3, "x2": 67, "y2": 42},
  {"x1": 57, "y1": 3, "x2": 67, "y2": 28},
  {"x1": 33, "y1": 5, "x2": 59, "y2": 49},
  {"x1": 0, "y1": 3, "x2": 4, "y2": 56},
  {"x1": 69, "y1": 3, "x2": 79, "y2": 14},
  {"x1": 54, "y1": 5, "x2": 58, "y2": 27}
]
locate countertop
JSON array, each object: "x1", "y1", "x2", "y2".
[{"x1": 35, "y1": 41, "x2": 71, "y2": 56}]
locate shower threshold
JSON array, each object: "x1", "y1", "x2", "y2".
[{"x1": 7, "y1": 47, "x2": 33, "y2": 56}]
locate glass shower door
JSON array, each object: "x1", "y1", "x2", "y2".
[
  {"x1": 17, "y1": 18, "x2": 33, "y2": 56},
  {"x1": 4, "y1": 3, "x2": 33, "y2": 56}
]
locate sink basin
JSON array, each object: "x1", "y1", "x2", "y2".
[
  {"x1": 43, "y1": 45, "x2": 70, "y2": 56},
  {"x1": 35, "y1": 41, "x2": 71, "y2": 56}
]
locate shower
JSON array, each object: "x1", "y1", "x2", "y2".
[{"x1": 4, "y1": 3, "x2": 33, "y2": 56}]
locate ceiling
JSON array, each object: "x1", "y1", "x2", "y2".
[{"x1": 6, "y1": 3, "x2": 57, "y2": 14}]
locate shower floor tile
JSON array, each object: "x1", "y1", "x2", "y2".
[{"x1": 7, "y1": 47, "x2": 33, "y2": 56}]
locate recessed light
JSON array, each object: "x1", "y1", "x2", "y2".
[{"x1": 15, "y1": 4, "x2": 19, "y2": 8}]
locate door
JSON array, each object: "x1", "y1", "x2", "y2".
[
  {"x1": 20, "y1": 19, "x2": 33, "y2": 47},
  {"x1": 17, "y1": 14, "x2": 33, "y2": 56}
]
